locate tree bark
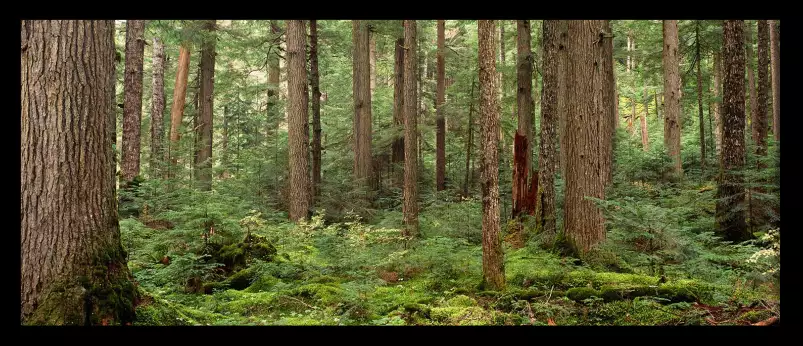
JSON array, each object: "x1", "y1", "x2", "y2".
[
  {"x1": 716, "y1": 20, "x2": 750, "y2": 243},
  {"x1": 464, "y1": 81, "x2": 476, "y2": 197},
  {"x1": 513, "y1": 20, "x2": 535, "y2": 223},
  {"x1": 663, "y1": 20, "x2": 683, "y2": 179},
  {"x1": 267, "y1": 20, "x2": 282, "y2": 141},
  {"x1": 392, "y1": 36, "x2": 405, "y2": 187},
  {"x1": 641, "y1": 83, "x2": 650, "y2": 151},
  {"x1": 535, "y1": 20, "x2": 561, "y2": 237},
  {"x1": 168, "y1": 43, "x2": 191, "y2": 178},
  {"x1": 769, "y1": 20, "x2": 780, "y2": 141},
  {"x1": 403, "y1": 20, "x2": 419, "y2": 237},
  {"x1": 370, "y1": 31, "x2": 377, "y2": 94},
  {"x1": 21, "y1": 20, "x2": 135, "y2": 325},
  {"x1": 121, "y1": 20, "x2": 145, "y2": 184},
  {"x1": 436, "y1": 20, "x2": 447, "y2": 191},
  {"x1": 310, "y1": 20, "x2": 322, "y2": 200},
  {"x1": 755, "y1": 20, "x2": 770, "y2": 157},
  {"x1": 478, "y1": 20, "x2": 505, "y2": 291},
  {"x1": 150, "y1": 37, "x2": 166, "y2": 178},
  {"x1": 712, "y1": 52, "x2": 722, "y2": 156},
  {"x1": 287, "y1": 20, "x2": 310, "y2": 222},
  {"x1": 601, "y1": 20, "x2": 615, "y2": 187},
  {"x1": 564, "y1": 20, "x2": 608, "y2": 256},
  {"x1": 221, "y1": 105, "x2": 230, "y2": 179},
  {"x1": 555, "y1": 21, "x2": 568, "y2": 178},
  {"x1": 352, "y1": 20, "x2": 373, "y2": 191},
  {"x1": 744, "y1": 21, "x2": 758, "y2": 143},
  {"x1": 696, "y1": 21, "x2": 706, "y2": 174},
  {"x1": 197, "y1": 20, "x2": 216, "y2": 191}
]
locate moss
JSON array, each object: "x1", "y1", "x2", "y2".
[
  {"x1": 227, "y1": 267, "x2": 259, "y2": 290},
  {"x1": 566, "y1": 287, "x2": 600, "y2": 302},
  {"x1": 285, "y1": 283, "x2": 343, "y2": 306},
  {"x1": 244, "y1": 275, "x2": 279, "y2": 292},
  {"x1": 445, "y1": 295, "x2": 478, "y2": 307},
  {"x1": 737, "y1": 309, "x2": 774, "y2": 323},
  {"x1": 429, "y1": 306, "x2": 497, "y2": 325}
]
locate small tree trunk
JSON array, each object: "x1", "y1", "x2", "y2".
[
  {"x1": 769, "y1": 20, "x2": 780, "y2": 141},
  {"x1": 121, "y1": 20, "x2": 146, "y2": 184},
  {"x1": 697, "y1": 21, "x2": 706, "y2": 175},
  {"x1": 513, "y1": 20, "x2": 535, "y2": 227},
  {"x1": 641, "y1": 83, "x2": 650, "y2": 151},
  {"x1": 168, "y1": 43, "x2": 191, "y2": 179},
  {"x1": 478, "y1": 20, "x2": 505, "y2": 291},
  {"x1": 403, "y1": 20, "x2": 419, "y2": 237},
  {"x1": 287, "y1": 20, "x2": 310, "y2": 222},
  {"x1": 392, "y1": 36, "x2": 406, "y2": 187},
  {"x1": 755, "y1": 20, "x2": 770, "y2": 157},
  {"x1": 150, "y1": 37, "x2": 166, "y2": 178},
  {"x1": 310, "y1": 20, "x2": 322, "y2": 200},
  {"x1": 744, "y1": 21, "x2": 759, "y2": 143},
  {"x1": 464, "y1": 81, "x2": 476, "y2": 197},
  {"x1": 436, "y1": 20, "x2": 447, "y2": 191},
  {"x1": 663, "y1": 20, "x2": 683, "y2": 179},
  {"x1": 712, "y1": 52, "x2": 722, "y2": 156},
  {"x1": 197, "y1": 20, "x2": 216, "y2": 191},
  {"x1": 535, "y1": 20, "x2": 562, "y2": 237},
  {"x1": 352, "y1": 20, "x2": 373, "y2": 192},
  {"x1": 267, "y1": 20, "x2": 282, "y2": 142}
]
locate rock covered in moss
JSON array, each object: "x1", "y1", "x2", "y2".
[{"x1": 567, "y1": 287, "x2": 600, "y2": 302}]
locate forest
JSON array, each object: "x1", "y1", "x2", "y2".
[{"x1": 20, "y1": 19, "x2": 780, "y2": 326}]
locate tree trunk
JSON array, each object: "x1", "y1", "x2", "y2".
[
  {"x1": 755, "y1": 20, "x2": 769, "y2": 157},
  {"x1": 370, "y1": 31, "x2": 377, "y2": 94},
  {"x1": 150, "y1": 37, "x2": 166, "y2": 178},
  {"x1": 402, "y1": 20, "x2": 419, "y2": 237},
  {"x1": 197, "y1": 20, "x2": 216, "y2": 191},
  {"x1": 287, "y1": 20, "x2": 310, "y2": 222},
  {"x1": 602, "y1": 20, "x2": 616, "y2": 187},
  {"x1": 168, "y1": 43, "x2": 191, "y2": 179},
  {"x1": 513, "y1": 20, "x2": 535, "y2": 224},
  {"x1": 121, "y1": 20, "x2": 145, "y2": 184},
  {"x1": 267, "y1": 20, "x2": 282, "y2": 141},
  {"x1": 696, "y1": 21, "x2": 706, "y2": 174},
  {"x1": 436, "y1": 20, "x2": 447, "y2": 191},
  {"x1": 392, "y1": 36, "x2": 405, "y2": 188},
  {"x1": 21, "y1": 20, "x2": 135, "y2": 325},
  {"x1": 310, "y1": 20, "x2": 322, "y2": 200},
  {"x1": 556, "y1": 21, "x2": 568, "y2": 178},
  {"x1": 744, "y1": 21, "x2": 758, "y2": 143},
  {"x1": 221, "y1": 106, "x2": 230, "y2": 179},
  {"x1": 535, "y1": 20, "x2": 561, "y2": 237},
  {"x1": 478, "y1": 20, "x2": 505, "y2": 291},
  {"x1": 712, "y1": 52, "x2": 722, "y2": 156},
  {"x1": 464, "y1": 81, "x2": 476, "y2": 197},
  {"x1": 769, "y1": 20, "x2": 780, "y2": 141},
  {"x1": 352, "y1": 20, "x2": 373, "y2": 191},
  {"x1": 717, "y1": 20, "x2": 750, "y2": 243},
  {"x1": 641, "y1": 84, "x2": 650, "y2": 151},
  {"x1": 663, "y1": 20, "x2": 683, "y2": 179},
  {"x1": 564, "y1": 20, "x2": 608, "y2": 256}
]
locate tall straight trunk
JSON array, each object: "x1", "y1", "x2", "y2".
[
  {"x1": 769, "y1": 20, "x2": 780, "y2": 141},
  {"x1": 478, "y1": 20, "x2": 504, "y2": 291},
  {"x1": 150, "y1": 37, "x2": 166, "y2": 178},
  {"x1": 755, "y1": 20, "x2": 770, "y2": 157},
  {"x1": 191, "y1": 67, "x2": 200, "y2": 182},
  {"x1": 392, "y1": 36, "x2": 405, "y2": 185},
  {"x1": 627, "y1": 98, "x2": 635, "y2": 135},
  {"x1": 564, "y1": 20, "x2": 608, "y2": 256},
  {"x1": 267, "y1": 20, "x2": 281, "y2": 141},
  {"x1": 21, "y1": 20, "x2": 135, "y2": 325},
  {"x1": 464, "y1": 81, "x2": 476, "y2": 197},
  {"x1": 287, "y1": 20, "x2": 310, "y2": 222},
  {"x1": 712, "y1": 52, "x2": 722, "y2": 156},
  {"x1": 436, "y1": 20, "x2": 447, "y2": 191},
  {"x1": 744, "y1": 21, "x2": 758, "y2": 143},
  {"x1": 535, "y1": 20, "x2": 561, "y2": 237},
  {"x1": 602, "y1": 20, "x2": 615, "y2": 187},
  {"x1": 556, "y1": 21, "x2": 568, "y2": 178},
  {"x1": 121, "y1": 20, "x2": 145, "y2": 184},
  {"x1": 697, "y1": 21, "x2": 706, "y2": 174},
  {"x1": 168, "y1": 43, "x2": 191, "y2": 178},
  {"x1": 663, "y1": 20, "x2": 683, "y2": 179},
  {"x1": 221, "y1": 106, "x2": 230, "y2": 179},
  {"x1": 352, "y1": 20, "x2": 373, "y2": 190},
  {"x1": 370, "y1": 31, "x2": 377, "y2": 94},
  {"x1": 641, "y1": 83, "x2": 650, "y2": 151},
  {"x1": 402, "y1": 20, "x2": 419, "y2": 237},
  {"x1": 197, "y1": 20, "x2": 216, "y2": 191},
  {"x1": 654, "y1": 91, "x2": 660, "y2": 119},
  {"x1": 310, "y1": 20, "x2": 322, "y2": 199},
  {"x1": 717, "y1": 20, "x2": 750, "y2": 243},
  {"x1": 513, "y1": 20, "x2": 535, "y2": 221}
]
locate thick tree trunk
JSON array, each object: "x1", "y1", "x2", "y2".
[
  {"x1": 555, "y1": 21, "x2": 568, "y2": 178},
  {"x1": 352, "y1": 20, "x2": 373, "y2": 191},
  {"x1": 197, "y1": 20, "x2": 216, "y2": 191},
  {"x1": 663, "y1": 20, "x2": 683, "y2": 179},
  {"x1": 716, "y1": 20, "x2": 750, "y2": 243},
  {"x1": 168, "y1": 43, "x2": 191, "y2": 178},
  {"x1": 287, "y1": 20, "x2": 310, "y2": 222},
  {"x1": 697, "y1": 21, "x2": 706, "y2": 174},
  {"x1": 513, "y1": 20, "x2": 535, "y2": 224},
  {"x1": 478, "y1": 20, "x2": 505, "y2": 291},
  {"x1": 392, "y1": 37, "x2": 405, "y2": 185},
  {"x1": 744, "y1": 21, "x2": 758, "y2": 143},
  {"x1": 755, "y1": 20, "x2": 769, "y2": 157},
  {"x1": 535, "y1": 20, "x2": 561, "y2": 237},
  {"x1": 21, "y1": 20, "x2": 135, "y2": 325},
  {"x1": 564, "y1": 20, "x2": 608, "y2": 256},
  {"x1": 436, "y1": 20, "x2": 447, "y2": 191},
  {"x1": 402, "y1": 20, "x2": 419, "y2": 237},
  {"x1": 712, "y1": 52, "x2": 722, "y2": 156},
  {"x1": 769, "y1": 20, "x2": 780, "y2": 141},
  {"x1": 121, "y1": 20, "x2": 145, "y2": 184},
  {"x1": 150, "y1": 37, "x2": 166, "y2": 178},
  {"x1": 310, "y1": 20, "x2": 322, "y2": 200}
]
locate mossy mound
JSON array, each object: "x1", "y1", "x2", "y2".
[{"x1": 214, "y1": 234, "x2": 277, "y2": 272}]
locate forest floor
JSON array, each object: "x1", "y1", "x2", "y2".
[{"x1": 123, "y1": 179, "x2": 779, "y2": 326}]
